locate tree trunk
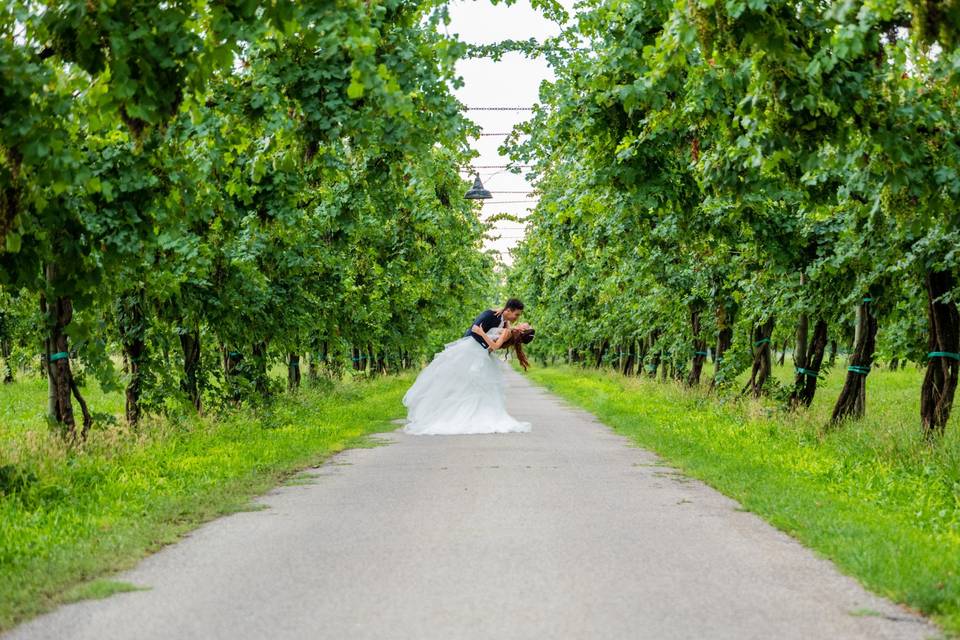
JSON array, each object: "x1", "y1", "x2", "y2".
[
  {"x1": 828, "y1": 339, "x2": 837, "y2": 366},
  {"x1": 41, "y1": 264, "x2": 89, "y2": 441},
  {"x1": 252, "y1": 340, "x2": 269, "y2": 395},
  {"x1": 646, "y1": 349, "x2": 661, "y2": 378},
  {"x1": 642, "y1": 331, "x2": 659, "y2": 378},
  {"x1": 1, "y1": 337, "x2": 12, "y2": 383},
  {"x1": 636, "y1": 337, "x2": 649, "y2": 374},
  {"x1": 119, "y1": 290, "x2": 146, "y2": 426},
  {"x1": 795, "y1": 311, "x2": 809, "y2": 374},
  {"x1": 920, "y1": 270, "x2": 960, "y2": 437},
  {"x1": 224, "y1": 347, "x2": 242, "y2": 376},
  {"x1": 790, "y1": 318, "x2": 828, "y2": 408},
  {"x1": 594, "y1": 339, "x2": 609, "y2": 368},
  {"x1": 780, "y1": 272, "x2": 796, "y2": 366},
  {"x1": 323, "y1": 340, "x2": 344, "y2": 379},
  {"x1": 367, "y1": 344, "x2": 377, "y2": 376},
  {"x1": 179, "y1": 328, "x2": 201, "y2": 411},
  {"x1": 70, "y1": 374, "x2": 93, "y2": 437},
  {"x1": 45, "y1": 340, "x2": 57, "y2": 419},
  {"x1": 0, "y1": 310, "x2": 9, "y2": 383},
  {"x1": 0, "y1": 309, "x2": 12, "y2": 383},
  {"x1": 307, "y1": 341, "x2": 319, "y2": 380},
  {"x1": 688, "y1": 305, "x2": 707, "y2": 386},
  {"x1": 43, "y1": 297, "x2": 75, "y2": 433},
  {"x1": 743, "y1": 318, "x2": 775, "y2": 397},
  {"x1": 621, "y1": 341, "x2": 636, "y2": 376},
  {"x1": 831, "y1": 300, "x2": 878, "y2": 424},
  {"x1": 376, "y1": 350, "x2": 386, "y2": 375},
  {"x1": 711, "y1": 304, "x2": 734, "y2": 389},
  {"x1": 288, "y1": 353, "x2": 301, "y2": 390}
]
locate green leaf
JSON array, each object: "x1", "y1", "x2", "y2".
[
  {"x1": 5, "y1": 232, "x2": 22, "y2": 253},
  {"x1": 347, "y1": 79, "x2": 365, "y2": 99}
]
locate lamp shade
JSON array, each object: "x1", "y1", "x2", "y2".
[{"x1": 464, "y1": 175, "x2": 492, "y2": 200}]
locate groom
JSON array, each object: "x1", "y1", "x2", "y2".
[{"x1": 466, "y1": 298, "x2": 524, "y2": 350}]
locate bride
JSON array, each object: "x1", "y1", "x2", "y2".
[{"x1": 401, "y1": 302, "x2": 536, "y2": 436}]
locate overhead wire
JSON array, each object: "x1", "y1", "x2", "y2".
[
  {"x1": 463, "y1": 109, "x2": 537, "y2": 245},
  {"x1": 460, "y1": 164, "x2": 534, "y2": 169}
]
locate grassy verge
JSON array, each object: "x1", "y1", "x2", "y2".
[
  {"x1": 522, "y1": 362, "x2": 960, "y2": 637},
  {"x1": 0, "y1": 373, "x2": 411, "y2": 632}
]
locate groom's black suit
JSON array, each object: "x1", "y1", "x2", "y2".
[{"x1": 464, "y1": 309, "x2": 504, "y2": 347}]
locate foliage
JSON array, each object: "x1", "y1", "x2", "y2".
[
  {"x1": 503, "y1": 0, "x2": 960, "y2": 431},
  {"x1": 1, "y1": 0, "x2": 496, "y2": 425}
]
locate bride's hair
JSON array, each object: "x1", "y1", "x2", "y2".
[{"x1": 502, "y1": 327, "x2": 535, "y2": 370}]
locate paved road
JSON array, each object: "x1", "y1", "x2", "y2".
[{"x1": 5, "y1": 363, "x2": 942, "y2": 639}]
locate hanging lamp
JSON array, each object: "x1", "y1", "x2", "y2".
[{"x1": 464, "y1": 175, "x2": 492, "y2": 200}]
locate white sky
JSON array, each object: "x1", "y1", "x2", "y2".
[{"x1": 442, "y1": 0, "x2": 571, "y2": 265}]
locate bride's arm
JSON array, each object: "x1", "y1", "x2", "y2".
[{"x1": 488, "y1": 329, "x2": 512, "y2": 352}]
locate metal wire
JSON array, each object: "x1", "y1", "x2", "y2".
[
  {"x1": 465, "y1": 107, "x2": 535, "y2": 111},
  {"x1": 459, "y1": 165, "x2": 534, "y2": 169}
]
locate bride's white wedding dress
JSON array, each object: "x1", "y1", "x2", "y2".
[{"x1": 401, "y1": 327, "x2": 532, "y2": 435}]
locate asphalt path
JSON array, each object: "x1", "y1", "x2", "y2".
[{"x1": 5, "y1": 363, "x2": 942, "y2": 639}]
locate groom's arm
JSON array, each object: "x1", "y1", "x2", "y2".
[
  {"x1": 471, "y1": 324, "x2": 496, "y2": 348},
  {"x1": 470, "y1": 310, "x2": 497, "y2": 348}
]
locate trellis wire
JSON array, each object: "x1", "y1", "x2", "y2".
[{"x1": 459, "y1": 164, "x2": 535, "y2": 169}]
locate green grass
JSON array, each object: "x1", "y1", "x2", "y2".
[
  {"x1": 62, "y1": 579, "x2": 152, "y2": 603},
  {"x1": 523, "y1": 360, "x2": 960, "y2": 637},
  {"x1": 0, "y1": 371, "x2": 411, "y2": 632}
]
